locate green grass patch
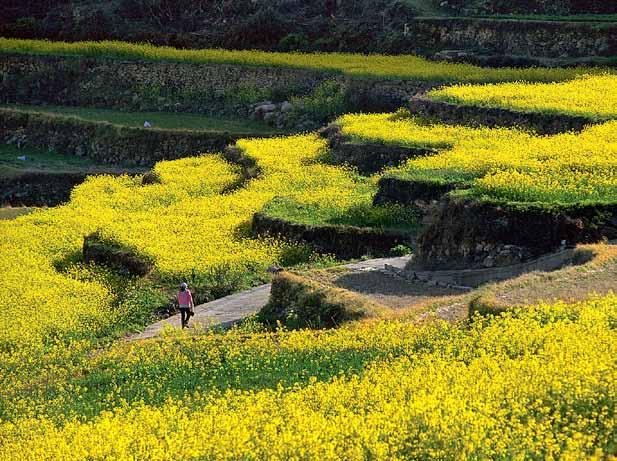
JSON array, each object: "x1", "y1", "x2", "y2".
[
  {"x1": 3, "y1": 104, "x2": 283, "y2": 136},
  {"x1": 0, "y1": 144, "x2": 97, "y2": 174},
  {"x1": 401, "y1": 0, "x2": 447, "y2": 16},
  {"x1": 262, "y1": 196, "x2": 421, "y2": 232},
  {"x1": 463, "y1": 14, "x2": 617, "y2": 22},
  {"x1": 0, "y1": 144, "x2": 142, "y2": 177}
]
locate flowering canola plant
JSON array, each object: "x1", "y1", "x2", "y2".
[
  {"x1": 427, "y1": 74, "x2": 617, "y2": 119},
  {"x1": 0, "y1": 135, "x2": 383, "y2": 351},
  {"x1": 339, "y1": 113, "x2": 617, "y2": 203},
  {"x1": 0, "y1": 70, "x2": 616, "y2": 459},
  {"x1": 0, "y1": 294, "x2": 614, "y2": 459},
  {"x1": 0, "y1": 37, "x2": 608, "y2": 83}
]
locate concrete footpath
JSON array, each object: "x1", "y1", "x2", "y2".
[{"x1": 128, "y1": 256, "x2": 411, "y2": 341}]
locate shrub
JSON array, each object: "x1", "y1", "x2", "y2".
[
  {"x1": 287, "y1": 79, "x2": 348, "y2": 126},
  {"x1": 390, "y1": 244, "x2": 412, "y2": 256},
  {"x1": 278, "y1": 32, "x2": 310, "y2": 51},
  {"x1": 259, "y1": 272, "x2": 389, "y2": 329}
]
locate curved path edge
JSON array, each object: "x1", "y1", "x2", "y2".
[{"x1": 127, "y1": 256, "x2": 411, "y2": 341}]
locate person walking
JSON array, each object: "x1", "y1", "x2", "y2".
[{"x1": 178, "y1": 282, "x2": 194, "y2": 329}]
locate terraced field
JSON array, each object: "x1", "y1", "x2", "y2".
[
  {"x1": 2, "y1": 104, "x2": 282, "y2": 135},
  {"x1": 339, "y1": 113, "x2": 617, "y2": 204},
  {"x1": 1, "y1": 37, "x2": 608, "y2": 83},
  {"x1": 427, "y1": 74, "x2": 617, "y2": 120},
  {"x1": 0, "y1": 133, "x2": 421, "y2": 350},
  {"x1": 0, "y1": 38, "x2": 615, "y2": 460}
]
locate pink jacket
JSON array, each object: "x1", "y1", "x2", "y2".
[{"x1": 178, "y1": 290, "x2": 193, "y2": 308}]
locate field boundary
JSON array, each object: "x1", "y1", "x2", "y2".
[
  {"x1": 252, "y1": 211, "x2": 416, "y2": 260},
  {"x1": 408, "y1": 96, "x2": 598, "y2": 134},
  {"x1": 0, "y1": 108, "x2": 245, "y2": 165},
  {"x1": 128, "y1": 256, "x2": 411, "y2": 341},
  {"x1": 389, "y1": 247, "x2": 576, "y2": 288}
]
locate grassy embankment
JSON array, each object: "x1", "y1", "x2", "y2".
[
  {"x1": 2, "y1": 104, "x2": 283, "y2": 135},
  {"x1": 0, "y1": 206, "x2": 36, "y2": 220}
]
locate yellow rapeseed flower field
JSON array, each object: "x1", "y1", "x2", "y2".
[
  {"x1": 0, "y1": 135, "x2": 384, "y2": 350},
  {"x1": 0, "y1": 66, "x2": 616, "y2": 459},
  {"x1": 338, "y1": 113, "x2": 617, "y2": 203},
  {"x1": 0, "y1": 294, "x2": 614, "y2": 459},
  {"x1": 0, "y1": 37, "x2": 609, "y2": 83},
  {"x1": 427, "y1": 74, "x2": 617, "y2": 119}
]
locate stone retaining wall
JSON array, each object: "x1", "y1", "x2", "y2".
[
  {"x1": 0, "y1": 171, "x2": 87, "y2": 206},
  {"x1": 374, "y1": 176, "x2": 462, "y2": 205},
  {"x1": 0, "y1": 54, "x2": 437, "y2": 117},
  {"x1": 0, "y1": 109, "x2": 242, "y2": 165},
  {"x1": 391, "y1": 248, "x2": 576, "y2": 288},
  {"x1": 443, "y1": 0, "x2": 617, "y2": 16},
  {"x1": 320, "y1": 123, "x2": 437, "y2": 175},
  {"x1": 252, "y1": 212, "x2": 415, "y2": 259},
  {"x1": 416, "y1": 196, "x2": 617, "y2": 270},
  {"x1": 408, "y1": 97, "x2": 597, "y2": 134},
  {"x1": 406, "y1": 17, "x2": 616, "y2": 59},
  {"x1": 331, "y1": 142, "x2": 434, "y2": 175}
]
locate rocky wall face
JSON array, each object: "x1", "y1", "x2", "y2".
[
  {"x1": 415, "y1": 196, "x2": 617, "y2": 270},
  {"x1": 0, "y1": 55, "x2": 328, "y2": 115},
  {"x1": 330, "y1": 142, "x2": 433, "y2": 175},
  {"x1": 407, "y1": 18, "x2": 616, "y2": 59},
  {"x1": 0, "y1": 172, "x2": 87, "y2": 206},
  {"x1": 374, "y1": 176, "x2": 460, "y2": 205},
  {"x1": 0, "y1": 54, "x2": 437, "y2": 121},
  {"x1": 408, "y1": 97, "x2": 596, "y2": 135},
  {"x1": 252, "y1": 212, "x2": 415, "y2": 260},
  {"x1": 441, "y1": 0, "x2": 617, "y2": 15}
]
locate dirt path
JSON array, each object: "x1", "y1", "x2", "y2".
[{"x1": 128, "y1": 256, "x2": 411, "y2": 341}]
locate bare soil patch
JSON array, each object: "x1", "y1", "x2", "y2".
[{"x1": 333, "y1": 270, "x2": 464, "y2": 309}]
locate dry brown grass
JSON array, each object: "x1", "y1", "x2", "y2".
[
  {"x1": 469, "y1": 243, "x2": 617, "y2": 316},
  {"x1": 261, "y1": 271, "x2": 393, "y2": 328},
  {"x1": 296, "y1": 243, "x2": 617, "y2": 324}
]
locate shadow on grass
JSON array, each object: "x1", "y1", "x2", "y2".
[{"x1": 334, "y1": 271, "x2": 461, "y2": 298}]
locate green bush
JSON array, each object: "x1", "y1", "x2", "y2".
[
  {"x1": 390, "y1": 244, "x2": 413, "y2": 256},
  {"x1": 185, "y1": 263, "x2": 264, "y2": 305},
  {"x1": 288, "y1": 79, "x2": 348, "y2": 126},
  {"x1": 278, "y1": 33, "x2": 310, "y2": 51}
]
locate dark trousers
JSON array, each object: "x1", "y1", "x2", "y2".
[{"x1": 180, "y1": 307, "x2": 191, "y2": 328}]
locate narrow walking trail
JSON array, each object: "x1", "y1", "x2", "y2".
[{"x1": 128, "y1": 256, "x2": 411, "y2": 341}]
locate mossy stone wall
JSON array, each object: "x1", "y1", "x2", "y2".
[
  {"x1": 416, "y1": 196, "x2": 617, "y2": 269},
  {"x1": 0, "y1": 54, "x2": 436, "y2": 117},
  {"x1": 405, "y1": 18, "x2": 616, "y2": 59},
  {"x1": 252, "y1": 212, "x2": 415, "y2": 259},
  {"x1": 408, "y1": 97, "x2": 598, "y2": 134},
  {"x1": 0, "y1": 109, "x2": 240, "y2": 165}
]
